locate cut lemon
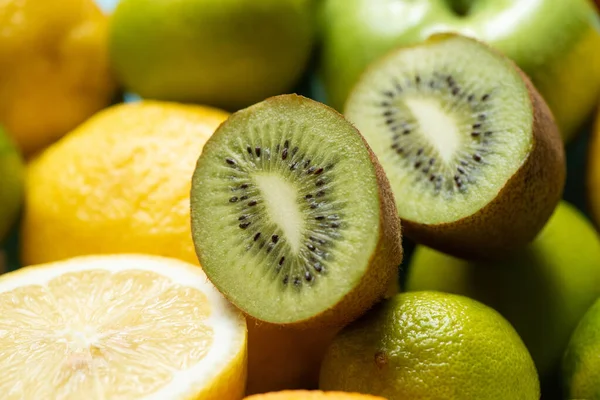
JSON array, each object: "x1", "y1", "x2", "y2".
[{"x1": 0, "y1": 254, "x2": 247, "y2": 399}]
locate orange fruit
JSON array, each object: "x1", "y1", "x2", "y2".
[{"x1": 245, "y1": 390, "x2": 386, "y2": 400}]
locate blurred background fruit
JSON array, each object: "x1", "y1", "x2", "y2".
[
  {"x1": 586, "y1": 111, "x2": 600, "y2": 226},
  {"x1": 319, "y1": 291, "x2": 540, "y2": 399},
  {"x1": 0, "y1": 0, "x2": 116, "y2": 155},
  {"x1": 109, "y1": 0, "x2": 316, "y2": 111},
  {"x1": 96, "y1": 0, "x2": 119, "y2": 12},
  {"x1": 406, "y1": 201, "x2": 600, "y2": 392},
  {"x1": 0, "y1": 127, "x2": 24, "y2": 243},
  {"x1": 319, "y1": 0, "x2": 600, "y2": 141},
  {"x1": 563, "y1": 297, "x2": 600, "y2": 399}
]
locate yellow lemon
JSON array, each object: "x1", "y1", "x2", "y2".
[
  {"x1": 0, "y1": 0, "x2": 116, "y2": 155},
  {"x1": 0, "y1": 254, "x2": 247, "y2": 399},
  {"x1": 21, "y1": 100, "x2": 229, "y2": 265}
]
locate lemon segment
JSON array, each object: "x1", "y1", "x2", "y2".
[{"x1": 0, "y1": 254, "x2": 247, "y2": 400}]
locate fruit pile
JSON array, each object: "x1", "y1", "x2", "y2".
[{"x1": 1, "y1": 0, "x2": 600, "y2": 399}]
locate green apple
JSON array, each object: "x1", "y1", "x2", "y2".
[
  {"x1": 320, "y1": 0, "x2": 600, "y2": 141},
  {"x1": 405, "y1": 201, "x2": 600, "y2": 381},
  {"x1": 110, "y1": 0, "x2": 315, "y2": 111}
]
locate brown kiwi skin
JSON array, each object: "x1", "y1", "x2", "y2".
[
  {"x1": 344, "y1": 34, "x2": 565, "y2": 261},
  {"x1": 193, "y1": 94, "x2": 403, "y2": 329},
  {"x1": 245, "y1": 263, "x2": 400, "y2": 394}
]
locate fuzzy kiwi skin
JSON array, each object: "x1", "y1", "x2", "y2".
[
  {"x1": 192, "y1": 94, "x2": 403, "y2": 329},
  {"x1": 245, "y1": 268, "x2": 399, "y2": 394},
  {"x1": 402, "y1": 69, "x2": 565, "y2": 261}
]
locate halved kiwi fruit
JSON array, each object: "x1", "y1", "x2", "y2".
[
  {"x1": 344, "y1": 34, "x2": 565, "y2": 260},
  {"x1": 191, "y1": 94, "x2": 402, "y2": 328}
]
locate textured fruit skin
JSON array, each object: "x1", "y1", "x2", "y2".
[
  {"x1": 195, "y1": 341, "x2": 247, "y2": 400},
  {"x1": 20, "y1": 101, "x2": 229, "y2": 266},
  {"x1": 319, "y1": 292, "x2": 540, "y2": 399},
  {"x1": 0, "y1": 0, "x2": 116, "y2": 155},
  {"x1": 563, "y1": 298, "x2": 600, "y2": 399},
  {"x1": 245, "y1": 391, "x2": 386, "y2": 400},
  {"x1": 191, "y1": 94, "x2": 403, "y2": 330},
  {"x1": 400, "y1": 61, "x2": 565, "y2": 261},
  {"x1": 110, "y1": 0, "x2": 315, "y2": 111},
  {"x1": 320, "y1": 0, "x2": 600, "y2": 141},
  {"x1": 407, "y1": 201, "x2": 600, "y2": 382},
  {"x1": 0, "y1": 127, "x2": 24, "y2": 243}
]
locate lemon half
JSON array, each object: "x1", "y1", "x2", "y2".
[{"x1": 0, "y1": 254, "x2": 247, "y2": 399}]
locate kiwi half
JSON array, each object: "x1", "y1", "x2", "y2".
[
  {"x1": 344, "y1": 34, "x2": 565, "y2": 260},
  {"x1": 190, "y1": 94, "x2": 402, "y2": 328}
]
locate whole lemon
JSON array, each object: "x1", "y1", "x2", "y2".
[
  {"x1": 20, "y1": 101, "x2": 229, "y2": 265},
  {"x1": 319, "y1": 291, "x2": 540, "y2": 399},
  {"x1": 0, "y1": 0, "x2": 116, "y2": 155},
  {"x1": 109, "y1": 0, "x2": 315, "y2": 111}
]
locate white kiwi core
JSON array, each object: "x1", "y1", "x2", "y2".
[
  {"x1": 254, "y1": 173, "x2": 305, "y2": 254},
  {"x1": 404, "y1": 96, "x2": 463, "y2": 163}
]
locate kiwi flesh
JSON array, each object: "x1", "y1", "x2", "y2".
[
  {"x1": 344, "y1": 34, "x2": 565, "y2": 260},
  {"x1": 190, "y1": 94, "x2": 402, "y2": 328}
]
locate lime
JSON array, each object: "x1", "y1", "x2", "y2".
[
  {"x1": 406, "y1": 201, "x2": 600, "y2": 380},
  {"x1": 319, "y1": 291, "x2": 540, "y2": 399},
  {"x1": 563, "y1": 297, "x2": 600, "y2": 399}
]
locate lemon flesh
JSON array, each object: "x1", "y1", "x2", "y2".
[{"x1": 0, "y1": 255, "x2": 247, "y2": 400}]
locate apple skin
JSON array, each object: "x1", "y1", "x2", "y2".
[
  {"x1": 320, "y1": 0, "x2": 600, "y2": 142},
  {"x1": 110, "y1": 0, "x2": 316, "y2": 111}
]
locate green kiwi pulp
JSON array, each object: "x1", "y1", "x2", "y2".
[
  {"x1": 346, "y1": 35, "x2": 533, "y2": 224},
  {"x1": 191, "y1": 94, "x2": 402, "y2": 327},
  {"x1": 344, "y1": 34, "x2": 565, "y2": 258}
]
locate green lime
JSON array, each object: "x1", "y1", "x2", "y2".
[
  {"x1": 319, "y1": 291, "x2": 540, "y2": 399},
  {"x1": 563, "y1": 297, "x2": 600, "y2": 399},
  {"x1": 406, "y1": 201, "x2": 600, "y2": 380}
]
